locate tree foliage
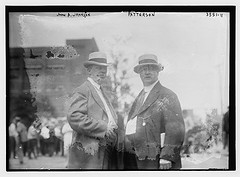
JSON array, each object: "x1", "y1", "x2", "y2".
[
  {"x1": 33, "y1": 94, "x2": 57, "y2": 118},
  {"x1": 103, "y1": 36, "x2": 135, "y2": 120},
  {"x1": 11, "y1": 92, "x2": 37, "y2": 128}
]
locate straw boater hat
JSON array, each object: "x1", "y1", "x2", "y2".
[
  {"x1": 134, "y1": 54, "x2": 164, "y2": 73},
  {"x1": 83, "y1": 52, "x2": 109, "y2": 68}
]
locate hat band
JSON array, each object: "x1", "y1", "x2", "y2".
[
  {"x1": 89, "y1": 58, "x2": 107, "y2": 64},
  {"x1": 139, "y1": 59, "x2": 157, "y2": 64}
]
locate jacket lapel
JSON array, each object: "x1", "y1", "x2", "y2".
[
  {"x1": 128, "y1": 89, "x2": 144, "y2": 120},
  {"x1": 138, "y1": 82, "x2": 162, "y2": 114},
  {"x1": 86, "y1": 81, "x2": 107, "y2": 114}
]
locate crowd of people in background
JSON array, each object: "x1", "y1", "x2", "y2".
[{"x1": 8, "y1": 116, "x2": 73, "y2": 165}]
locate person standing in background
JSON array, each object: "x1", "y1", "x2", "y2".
[
  {"x1": 15, "y1": 116, "x2": 27, "y2": 164},
  {"x1": 61, "y1": 121, "x2": 73, "y2": 168},
  {"x1": 9, "y1": 117, "x2": 18, "y2": 159},
  {"x1": 27, "y1": 121, "x2": 39, "y2": 159},
  {"x1": 54, "y1": 125, "x2": 63, "y2": 156},
  {"x1": 222, "y1": 107, "x2": 229, "y2": 152},
  {"x1": 39, "y1": 125, "x2": 50, "y2": 156},
  {"x1": 16, "y1": 117, "x2": 28, "y2": 157}
]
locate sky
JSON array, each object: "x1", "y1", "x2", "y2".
[{"x1": 9, "y1": 11, "x2": 229, "y2": 113}]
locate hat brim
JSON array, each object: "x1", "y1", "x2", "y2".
[
  {"x1": 83, "y1": 61, "x2": 110, "y2": 68},
  {"x1": 134, "y1": 63, "x2": 164, "y2": 73}
]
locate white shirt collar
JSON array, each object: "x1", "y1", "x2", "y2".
[
  {"x1": 143, "y1": 80, "x2": 159, "y2": 93},
  {"x1": 88, "y1": 77, "x2": 100, "y2": 90}
]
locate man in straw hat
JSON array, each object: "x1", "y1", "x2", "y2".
[
  {"x1": 124, "y1": 54, "x2": 185, "y2": 169},
  {"x1": 67, "y1": 52, "x2": 120, "y2": 169}
]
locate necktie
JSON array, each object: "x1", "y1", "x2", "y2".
[{"x1": 139, "y1": 91, "x2": 146, "y2": 107}]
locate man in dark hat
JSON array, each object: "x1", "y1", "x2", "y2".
[
  {"x1": 67, "y1": 52, "x2": 119, "y2": 169},
  {"x1": 124, "y1": 54, "x2": 185, "y2": 169}
]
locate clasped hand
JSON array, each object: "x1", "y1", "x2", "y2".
[{"x1": 105, "y1": 123, "x2": 117, "y2": 143}]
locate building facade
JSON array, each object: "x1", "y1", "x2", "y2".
[{"x1": 9, "y1": 38, "x2": 99, "y2": 122}]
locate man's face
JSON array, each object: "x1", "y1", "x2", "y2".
[
  {"x1": 89, "y1": 65, "x2": 107, "y2": 84},
  {"x1": 139, "y1": 65, "x2": 159, "y2": 86}
]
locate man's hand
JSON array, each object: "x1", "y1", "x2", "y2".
[
  {"x1": 108, "y1": 120, "x2": 118, "y2": 130},
  {"x1": 105, "y1": 128, "x2": 117, "y2": 143},
  {"x1": 159, "y1": 159, "x2": 172, "y2": 170}
]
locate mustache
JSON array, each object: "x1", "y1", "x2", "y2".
[
  {"x1": 96, "y1": 73, "x2": 106, "y2": 78},
  {"x1": 97, "y1": 73, "x2": 106, "y2": 76}
]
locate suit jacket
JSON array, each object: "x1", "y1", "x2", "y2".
[
  {"x1": 125, "y1": 81, "x2": 185, "y2": 169},
  {"x1": 67, "y1": 80, "x2": 119, "y2": 169}
]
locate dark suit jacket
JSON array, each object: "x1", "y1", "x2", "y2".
[
  {"x1": 67, "y1": 80, "x2": 119, "y2": 169},
  {"x1": 125, "y1": 81, "x2": 185, "y2": 169}
]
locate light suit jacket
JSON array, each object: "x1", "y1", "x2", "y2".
[
  {"x1": 125, "y1": 81, "x2": 185, "y2": 169},
  {"x1": 67, "y1": 80, "x2": 119, "y2": 169}
]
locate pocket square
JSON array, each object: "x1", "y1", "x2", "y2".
[{"x1": 125, "y1": 117, "x2": 137, "y2": 135}]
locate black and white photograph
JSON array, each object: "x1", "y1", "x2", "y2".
[{"x1": 5, "y1": 5, "x2": 235, "y2": 172}]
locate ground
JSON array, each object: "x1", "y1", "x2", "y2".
[
  {"x1": 7, "y1": 152, "x2": 228, "y2": 170},
  {"x1": 8, "y1": 155, "x2": 67, "y2": 170}
]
